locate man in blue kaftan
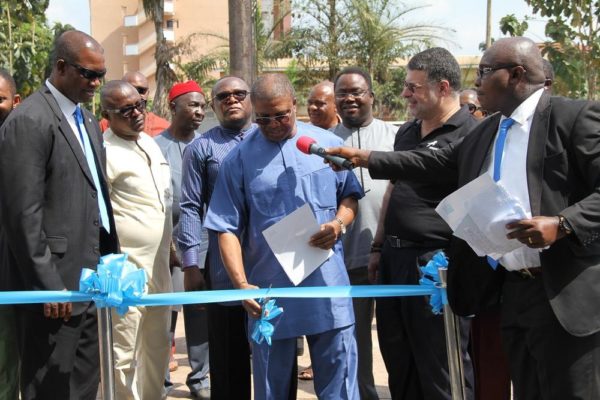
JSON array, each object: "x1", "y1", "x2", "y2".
[{"x1": 204, "y1": 74, "x2": 363, "y2": 399}]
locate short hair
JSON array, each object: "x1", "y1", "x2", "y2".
[
  {"x1": 334, "y1": 67, "x2": 373, "y2": 92},
  {"x1": 251, "y1": 73, "x2": 295, "y2": 103},
  {"x1": 0, "y1": 68, "x2": 17, "y2": 95},
  {"x1": 407, "y1": 47, "x2": 461, "y2": 92}
]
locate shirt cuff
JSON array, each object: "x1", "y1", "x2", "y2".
[{"x1": 182, "y1": 247, "x2": 203, "y2": 269}]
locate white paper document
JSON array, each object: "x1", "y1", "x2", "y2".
[
  {"x1": 435, "y1": 174, "x2": 528, "y2": 259},
  {"x1": 262, "y1": 203, "x2": 333, "y2": 285}
]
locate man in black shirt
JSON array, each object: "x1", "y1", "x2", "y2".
[{"x1": 369, "y1": 47, "x2": 477, "y2": 400}]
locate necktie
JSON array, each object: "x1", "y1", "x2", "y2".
[
  {"x1": 74, "y1": 106, "x2": 111, "y2": 233},
  {"x1": 487, "y1": 117, "x2": 515, "y2": 269}
]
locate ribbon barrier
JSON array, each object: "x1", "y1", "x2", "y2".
[{"x1": 1, "y1": 252, "x2": 465, "y2": 399}]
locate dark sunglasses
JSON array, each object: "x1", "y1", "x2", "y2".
[
  {"x1": 403, "y1": 81, "x2": 426, "y2": 93},
  {"x1": 466, "y1": 103, "x2": 480, "y2": 113},
  {"x1": 254, "y1": 111, "x2": 291, "y2": 126},
  {"x1": 213, "y1": 90, "x2": 249, "y2": 102},
  {"x1": 133, "y1": 86, "x2": 149, "y2": 95},
  {"x1": 104, "y1": 100, "x2": 146, "y2": 118},
  {"x1": 64, "y1": 61, "x2": 106, "y2": 81}
]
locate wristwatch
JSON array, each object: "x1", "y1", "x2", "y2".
[
  {"x1": 334, "y1": 217, "x2": 346, "y2": 235},
  {"x1": 557, "y1": 215, "x2": 573, "y2": 235}
]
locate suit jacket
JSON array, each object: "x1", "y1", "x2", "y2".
[
  {"x1": 369, "y1": 92, "x2": 600, "y2": 336},
  {"x1": 0, "y1": 84, "x2": 119, "y2": 314}
]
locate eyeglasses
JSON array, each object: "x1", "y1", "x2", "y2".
[
  {"x1": 64, "y1": 60, "x2": 106, "y2": 81},
  {"x1": 476, "y1": 64, "x2": 524, "y2": 78},
  {"x1": 403, "y1": 81, "x2": 426, "y2": 93},
  {"x1": 104, "y1": 100, "x2": 146, "y2": 118},
  {"x1": 254, "y1": 111, "x2": 292, "y2": 126},
  {"x1": 334, "y1": 90, "x2": 369, "y2": 100},
  {"x1": 213, "y1": 90, "x2": 249, "y2": 103},
  {"x1": 133, "y1": 86, "x2": 149, "y2": 95},
  {"x1": 465, "y1": 103, "x2": 480, "y2": 113}
]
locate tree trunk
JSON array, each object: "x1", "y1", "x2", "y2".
[
  {"x1": 327, "y1": 0, "x2": 339, "y2": 80},
  {"x1": 151, "y1": 0, "x2": 176, "y2": 118}
]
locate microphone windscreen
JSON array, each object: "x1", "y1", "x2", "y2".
[{"x1": 296, "y1": 136, "x2": 316, "y2": 154}]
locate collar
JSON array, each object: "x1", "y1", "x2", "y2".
[
  {"x1": 503, "y1": 88, "x2": 545, "y2": 126},
  {"x1": 222, "y1": 123, "x2": 256, "y2": 138},
  {"x1": 46, "y1": 79, "x2": 78, "y2": 119}
]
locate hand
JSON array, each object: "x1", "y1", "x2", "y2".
[
  {"x1": 506, "y1": 216, "x2": 564, "y2": 248},
  {"x1": 183, "y1": 266, "x2": 206, "y2": 291},
  {"x1": 368, "y1": 252, "x2": 381, "y2": 284},
  {"x1": 44, "y1": 289, "x2": 72, "y2": 321},
  {"x1": 169, "y1": 245, "x2": 181, "y2": 270},
  {"x1": 238, "y1": 282, "x2": 262, "y2": 319},
  {"x1": 324, "y1": 146, "x2": 371, "y2": 171},
  {"x1": 309, "y1": 222, "x2": 339, "y2": 250}
]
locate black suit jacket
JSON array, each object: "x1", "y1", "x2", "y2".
[
  {"x1": 369, "y1": 92, "x2": 600, "y2": 336},
  {"x1": 0, "y1": 84, "x2": 119, "y2": 314}
]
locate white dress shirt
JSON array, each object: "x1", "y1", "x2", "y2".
[
  {"x1": 46, "y1": 79, "x2": 84, "y2": 149},
  {"x1": 486, "y1": 88, "x2": 545, "y2": 270}
]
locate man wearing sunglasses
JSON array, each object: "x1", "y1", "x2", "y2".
[
  {"x1": 459, "y1": 89, "x2": 486, "y2": 120},
  {"x1": 99, "y1": 71, "x2": 170, "y2": 137},
  {"x1": 327, "y1": 37, "x2": 600, "y2": 400},
  {"x1": 0, "y1": 30, "x2": 119, "y2": 399},
  {"x1": 178, "y1": 76, "x2": 257, "y2": 400},
  {"x1": 101, "y1": 80, "x2": 173, "y2": 400},
  {"x1": 204, "y1": 73, "x2": 363, "y2": 399}
]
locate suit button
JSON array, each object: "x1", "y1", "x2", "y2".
[
  {"x1": 93, "y1": 246, "x2": 99, "y2": 254},
  {"x1": 93, "y1": 219, "x2": 99, "y2": 227},
  {"x1": 92, "y1": 192, "x2": 97, "y2": 199}
]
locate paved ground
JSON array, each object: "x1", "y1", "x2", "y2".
[{"x1": 166, "y1": 312, "x2": 392, "y2": 399}]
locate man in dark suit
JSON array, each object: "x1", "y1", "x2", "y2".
[
  {"x1": 326, "y1": 37, "x2": 600, "y2": 399},
  {"x1": 0, "y1": 30, "x2": 118, "y2": 400}
]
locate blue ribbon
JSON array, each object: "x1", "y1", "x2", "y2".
[
  {"x1": 251, "y1": 298, "x2": 284, "y2": 346},
  {"x1": 418, "y1": 251, "x2": 448, "y2": 315},
  {"x1": 79, "y1": 253, "x2": 146, "y2": 315}
]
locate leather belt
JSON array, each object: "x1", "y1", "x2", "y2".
[
  {"x1": 385, "y1": 235, "x2": 449, "y2": 249},
  {"x1": 512, "y1": 266, "x2": 542, "y2": 279}
]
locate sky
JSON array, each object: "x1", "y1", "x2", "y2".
[{"x1": 46, "y1": 0, "x2": 548, "y2": 56}]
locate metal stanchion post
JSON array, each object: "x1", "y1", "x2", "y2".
[
  {"x1": 438, "y1": 267, "x2": 466, "y2": 400},
  {"x1": 97, "y1": 307, "x2": 116, "y2": 400}
]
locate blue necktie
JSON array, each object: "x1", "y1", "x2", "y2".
[
  {"x1": 487, "y1": 117, "x2": 515, "y2": 269},
  {"x1": 74, "y1": 106, "x2": 111, "y2": 233}
]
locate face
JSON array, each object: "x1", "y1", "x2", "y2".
[
  {"x1": 104, "y1": 89, "x2": 145, "y2": 138},
  {"x1": 253, "y1": 95, "x2": 297, "y2": 142},
  {"x1": 124, "y1": 74, "x2": 149, "y2": 102},
  {"x1": 474, "y1": 49, "x2": 513, "y2": 115},
  {"x1": 335, "y1": 73, "x2": 374, "y2": 128},
  {"x1": 307, "y1": 84, "x2": 337, "y2": 129},
  {"x1": 0, "y1": 77, "x2": 17, "y2": 126},
  {"x1": 172, "y1": 92, "x2": 206, "y2": 131},
  {"x1": 402, "y1": 69, "x2": 444, "y2": 120},
  {"x1": 211, "y1": 78, "x2": 252, "y2": 130},
  {"x1": 57, "y1": 47, "x2": 106, "y2": 104},
  {"x1": 459, "y1": 91, "x2": 485, "y2": 119}
]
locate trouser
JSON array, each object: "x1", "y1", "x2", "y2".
[
  {"x1": 112, "y1": 304, "x2": 171, "y2": 400},
  {"x1": 502, "y1": 272, "x2": 600, "y2": 399},
  {"x1": 377, "y1": 245, "x2": 474, "y2": 400},
  {"x1": 252, "y1": 325, "x2": 359, "y2": 400},
  {"x1": 182, "y1": 303, "x2": 210, "y2": 391},
  {"x1": 206, "y1": 303, "x2": 252, "y2": 400},
  {"x1": 470, "y1": 306, "x2": 510, "y2": 400},
  {"x1": 0, "y1": 306, "x2": 19, "y2": 400},
  {"x1": 18, "y1": 303, "x2": 99, "y2": 400},
  {"x1": 347, "y1": 267, "x2": 379, "y2": 400}
]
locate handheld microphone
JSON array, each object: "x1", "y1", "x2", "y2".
[{"x1": 296, "y1": 136, "x2": 354, "y2": 170}]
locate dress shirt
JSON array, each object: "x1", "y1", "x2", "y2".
[
  {"x1": 45, "y1": 79, "x2": 84, "y2": 149},
  {"x1": 485, "y1": 88, "x2": 545, "y2": 270}
]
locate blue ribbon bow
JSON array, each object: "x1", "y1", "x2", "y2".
[
  {"x1": 250, "y1": 298, "x2": 284, "y2": 346},
  {"x1": 79, "y1": 253, "x2": 147, "y2": 315},
  {"x1": 418, "y1": 251, "x2": 448, "y2": 315}
]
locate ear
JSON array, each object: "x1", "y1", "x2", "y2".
[
  {"x1": 55, "y1": 59, "x2": 68, "y2": 75},
  {"x1": 169, "y1": 101, "x2": 176, "y2": 114},
  {"x1": 439, "y1": 80, "x2": 451, "y2": 95},
  {"x1": 510, "y1": 65, "x2": 527, "y2": 83},
  {"x1": 12, "y1": 94, "x2": 21, "y2": 108}
]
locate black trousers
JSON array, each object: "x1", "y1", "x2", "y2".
[
  {"x1": 18, "y1": 302, "x2": 99, "y2": 400},
  {"x1": 501, "y1": 272, "x2": 600, "y2": 400},
  {"x1": 376, "y1": 245, "x2": 474, "y2": 400}
]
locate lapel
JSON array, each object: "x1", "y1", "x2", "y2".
[
  {"x1": 81, "y1": 108, "x2": 108, "y2": 180},
  {"x1": 40, "y1": 85, "x2": 95, "y2": 185},
  {"x1": 525, "y1": 92, "x2": 551, "y2": 216},
  {"x1": 464, "y1": 112, "x2": 502, "y2": 182}
]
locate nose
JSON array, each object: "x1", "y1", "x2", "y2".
[
  {"x1": 475, "y1": 76, "x2": 482, "y2": 88},
  {"x1": 401, "y1": 86, "x2": 412, "y2": 98}
]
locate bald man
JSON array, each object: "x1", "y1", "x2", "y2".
[
  {"x1": 459, "y1": 89, "x2": 486, "y2": 119},
  {"x1": 101, "y1": 81, "x2": 173, "y2": 400},
  {"x1": 0, "y1": 30, "x2": 118, "y2": 399},
  {"x1": 307, "y1": 81, "x2": 340, "y2": 129},
  {"x1": 99, "y1": 71, "x2": 170, "y2": 136},
  {"x1": 327, "y1": 37, "x2": 600, "y2": 399}
]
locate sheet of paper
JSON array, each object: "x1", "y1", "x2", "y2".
[
  {"x1": 436, "y1": 174, "x2": 528, "y2": 258},
  {"x1": 262, "y1": 203, "x2": 333, "y2": 286}
]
